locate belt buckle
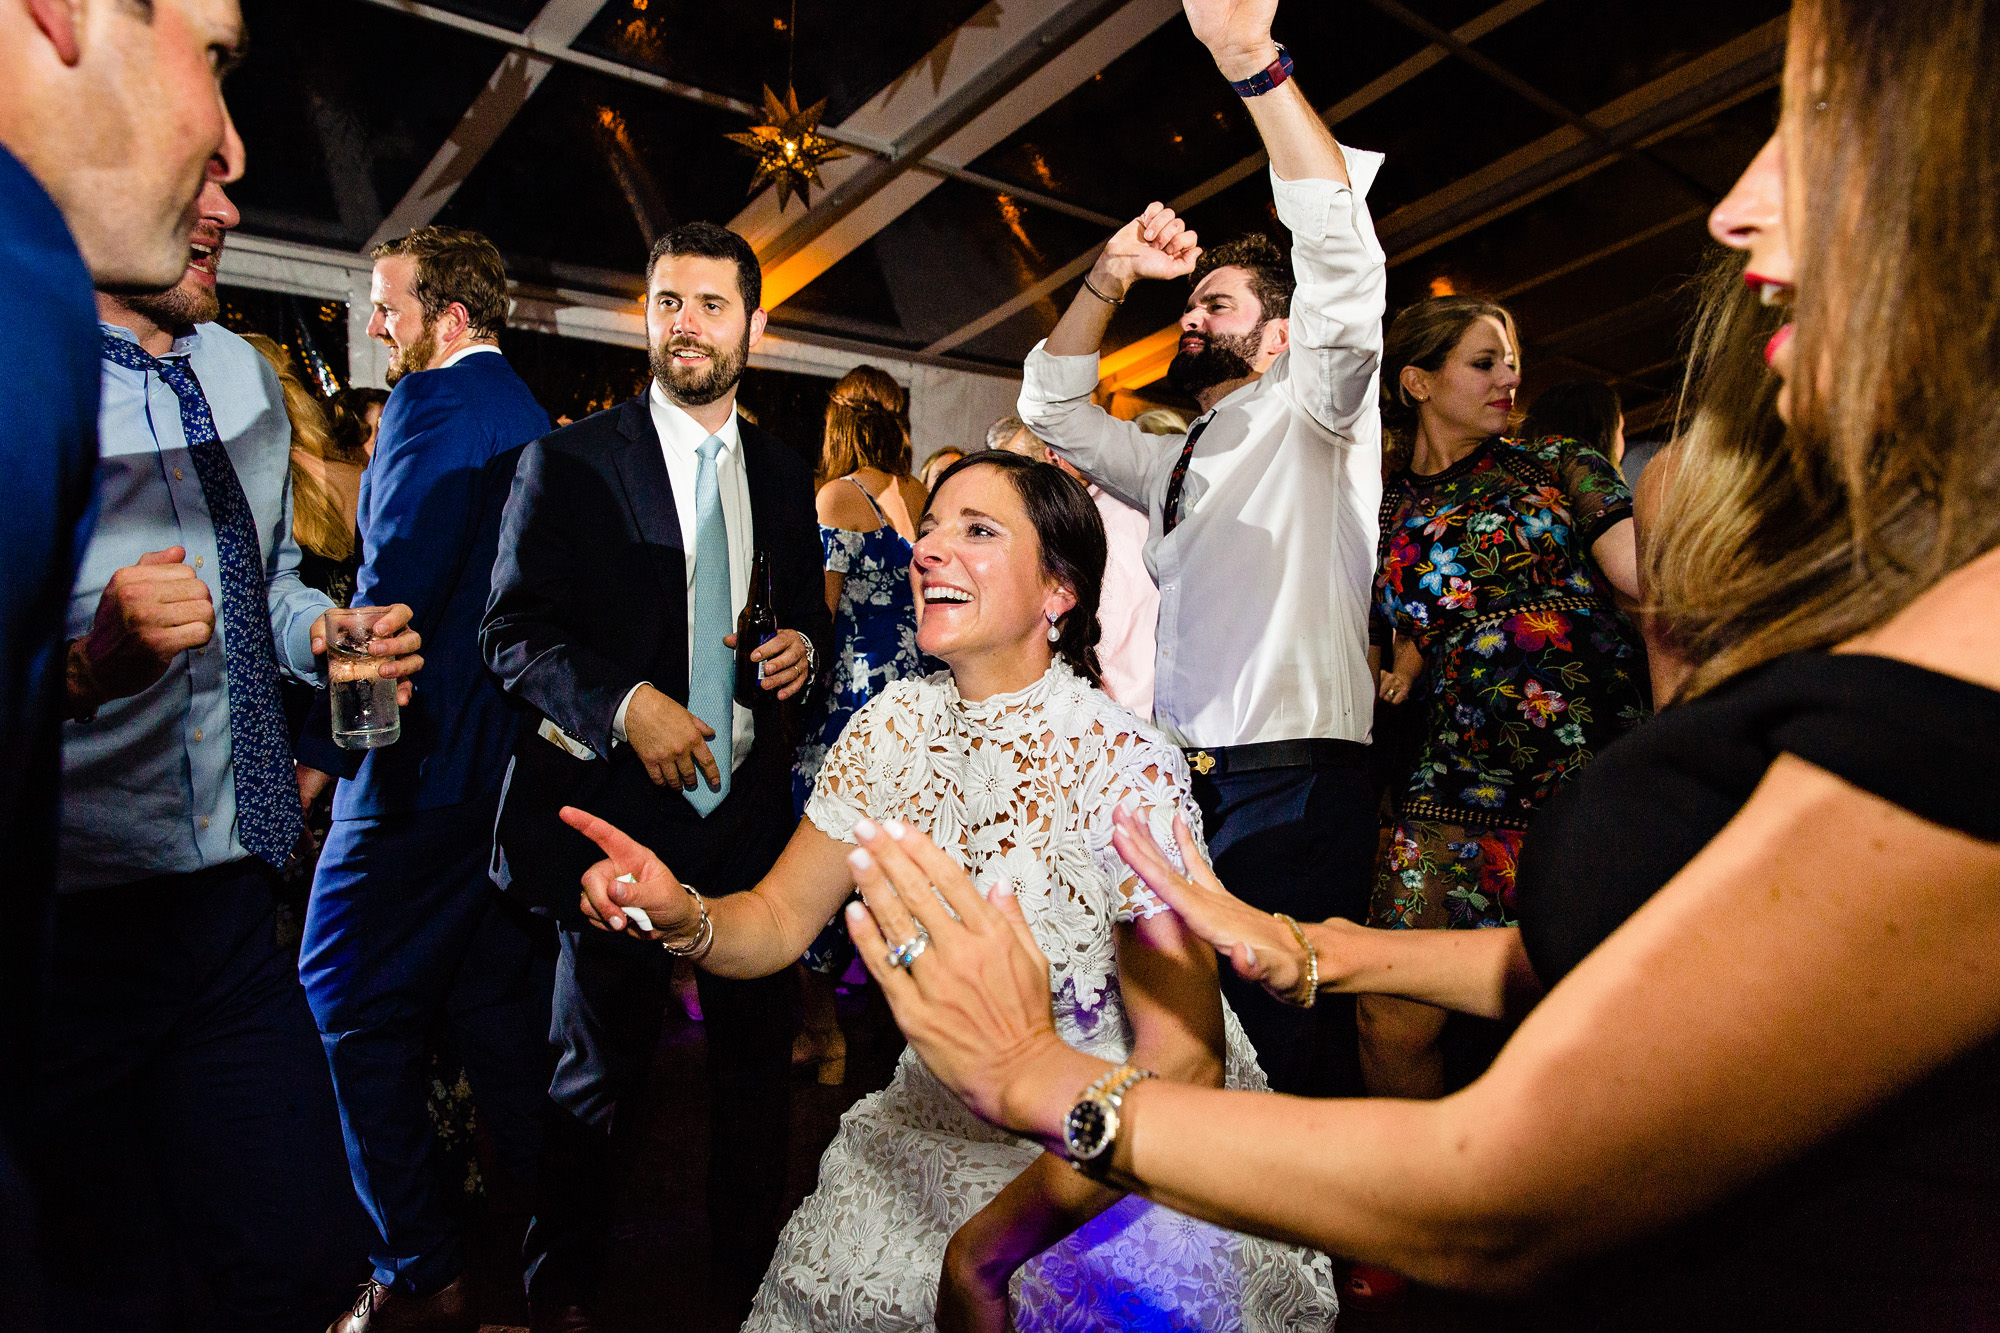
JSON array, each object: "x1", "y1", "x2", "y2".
[{"x1": 1188, "y1": 750, "x2": 1216, "y2": 776}]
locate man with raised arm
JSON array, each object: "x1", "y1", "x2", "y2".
[{"x1": 1018, "y1": 0, "x2": 1385, "y2": 1097}]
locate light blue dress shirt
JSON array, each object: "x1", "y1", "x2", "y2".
[{"x1": 60, "y1": 322, "x2": 332, "y2": 890}]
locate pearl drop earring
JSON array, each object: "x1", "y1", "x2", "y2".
[{"x1": 1046, "y1": 612, "x2": 1060, "y2": 644}]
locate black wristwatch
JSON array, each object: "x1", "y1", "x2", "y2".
[{"x1": 1063, "y1": 1063, "x2": 1155, "y2": 1177}]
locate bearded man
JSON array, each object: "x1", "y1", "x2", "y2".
[
  {"x1": 292, "y1": 225, "x2": 560, "y2": 1333},
  {"x1": 1016, "y1": 2, "x2": 1387, "y2": 1099},
  {"x1": 49, "y1": 171, "x2": 432, "y2": 1331},
  {"x1": 482, "y1": 220, "x2": 829, "y2": 1330}
]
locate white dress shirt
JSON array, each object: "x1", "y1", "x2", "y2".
[
  {"x1": 437, "y1": 342, "x2": 502, "y2": 368},
  {"x1": 1020, "y1": 151, "x2": 1387, "y2": 750},
  {"x1": 611, "y1": 384, "x2": 756, "y2": 769}
]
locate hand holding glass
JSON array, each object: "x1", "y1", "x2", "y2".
[{"x1": 325, "y1": 606, "x2": 400, "y2": 749}]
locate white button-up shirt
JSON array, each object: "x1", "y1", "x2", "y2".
[
  {"x1": 1020, "y1": 152, "x2": 1387, "y2": 750},
  {"x1": 611, "y1": 384, "x2": 756, "y2": 768}
]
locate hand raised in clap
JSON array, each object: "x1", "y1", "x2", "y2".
[
  {"x1": 843, "y1": 818, "x2": 1096, "y2": 1139},
  {"x1": 561, "y1": 805, "x2": 701, "y2": 942},
  {"x1": 1183, "y1": 0, "x2": 1282, "y2": 81},
  {"x1": 1110, "y1": 804, "x2": 1319, "y2": 1004}
]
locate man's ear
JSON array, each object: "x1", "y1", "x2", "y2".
[
  {"x1": 747, "y1": 305, "x2": 768, "y2": 350},
  {"x1": 27, "y1": 0, "x2": 85, "y2": 66},
  {"x1": 439, "y1": 301, "x2": 475, "y2": 348},
  {"x1": 1260, "y1": 315, "x2": 1290, "y2": 359}
]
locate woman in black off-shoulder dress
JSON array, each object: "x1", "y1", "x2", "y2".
[{"x1": 814, "y1": 2, "x2": 2000, "y2": 1326}]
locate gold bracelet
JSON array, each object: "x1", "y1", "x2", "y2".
[{"x1": 1272, "y1": 912, "x2": 1318, "y2": 1009}]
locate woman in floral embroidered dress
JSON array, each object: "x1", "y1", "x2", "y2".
[
  {"x1": 560, "y1": 453, "x2": 1337, "y2": 1331},
  {"x1": 1363, "y1": 297, "x2": 1650, "y2": 1100}
]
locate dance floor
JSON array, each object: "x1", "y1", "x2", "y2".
[{"x1": 458, "y1": 979, "x2": 1500, "y2": 1333}]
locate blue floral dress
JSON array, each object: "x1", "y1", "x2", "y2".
[
  {"x1": 789, "y1": 480, "x2": 929, "y2": 974},
  {"x1": 1370, "y1": 436, "x2": 1649, "y2": 930},
  {"x1": 792, "y1": 480, "x2": 926, "y2": 811}
]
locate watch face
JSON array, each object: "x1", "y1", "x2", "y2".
[{"x1": 1064, "y1": 1098, "x2": 1111, "y2": 1160}]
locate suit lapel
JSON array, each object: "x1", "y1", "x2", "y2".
[
  {"x1": 738, "y1": 419, "x2": 786, "y2": 565},
  {"x1": 609, "y1": 396, "x2": 687, "y2": 613}
]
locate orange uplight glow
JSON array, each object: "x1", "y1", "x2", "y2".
[{"x1": 1429, "y1": 275, "x2": 1458, "y2": 297}]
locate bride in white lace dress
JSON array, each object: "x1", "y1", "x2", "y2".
[{"x1": 563, "y1": 453, "x2": 1338, "y2": 1331}]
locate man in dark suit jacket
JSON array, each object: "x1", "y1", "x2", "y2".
[
  {"x1": 483, "y1": 222, "x2": 831, "y2": 1328},
  {"x1": 298, "y1": 228, "x2": 558, "y2": 1333}
]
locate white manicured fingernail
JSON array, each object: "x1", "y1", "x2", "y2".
[
  {"x1": 848, "y1": 848, "x2": 874, "y2": 872},
  {"x1": 884, "y1": 819, "x2": 908, "y2": 840},
  {"x1": 1244, "y1": 945, "x2": 1257, "y2": 967},
  {"x1": 991, "y1": 880, "x2": 1014, "y2": 898},
  {"x1": 854, "y1": 818, "x2": 879, "y2": 839},
  {"x1": 845, "y1": 902, "x2": 867, "y2": 924}
]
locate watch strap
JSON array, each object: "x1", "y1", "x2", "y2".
[{"x1": 1227, "y1": 44, "x2": 1293, "y2": 99}]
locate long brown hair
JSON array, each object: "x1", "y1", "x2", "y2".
[
  {"x1": 1657, "y1": 0, "x2": 2000, "y2": 700},
  {"x1": 817, "y1": 364, "x2": 911, "y2": 486},
  {"x1": 243, "y1": 333, "x2": 356, "y2": 564},
  {"x1": 1380, "y1": 295, "x2": 1522, "y2": 472}
]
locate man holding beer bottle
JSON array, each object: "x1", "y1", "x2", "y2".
[{"x1": 483, "y1": 221, "x2": 830, "y2": 1328}]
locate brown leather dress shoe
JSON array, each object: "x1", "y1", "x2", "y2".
[
  {"x1": 528, "y1": 1302, "x2": 600, "y2": 1333},
  {"x1": 325, "y1": 1274, "x2": 477, "y2": 1333}
]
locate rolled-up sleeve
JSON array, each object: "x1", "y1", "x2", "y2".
[
  {"x1": 1272, "y1": 146, "x2": 1388, "y2": 444},
  {"x1": 1018, "y1": 342, "x2": 1161, "y2": 513}
]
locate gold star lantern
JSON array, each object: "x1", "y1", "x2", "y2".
[{"x1": 726, "y1": 86, "x2": 848, "y2": 212}]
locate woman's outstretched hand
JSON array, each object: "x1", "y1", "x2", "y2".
[
  {"x1": 1110, "y1": 805, "x2": 1314, "y2": 1004},
  {"x1": 844, "y1": 817, "x2": 1097, "y2": 1139},
  {"x1": 561, "y1": 805, "x2": 698, "y2": 940}
]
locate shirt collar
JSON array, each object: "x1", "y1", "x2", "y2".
[
  {"x1": 438, "y1": 343, "x2": 502, "y2": 369},
  {"x1": 99, "y1": 321, "x2": 204, "y2": 359},
  {"x1": 648, "y1": 379, "x2": 742, "y2": 459}
]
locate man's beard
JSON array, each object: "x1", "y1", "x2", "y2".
[
  {"x1": 651, "y1": 328, "x2": 750, "y2": 407},
  {"x1": 384, "y1": 320, "x2": 440, "y2": 387},
  {"x1": 122, "y1": 280, "x2": 220, "y2": 336},
  {"x1": 1167, "y1": 326, "x2": 1263, "y2": 397}
]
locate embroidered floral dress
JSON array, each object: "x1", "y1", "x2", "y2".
[
  {"x1": 1371, "y1": 436, "x2": 1649, "y2": 930},
  {"x1": 746, "y1": 662, "x2": 1339, "y2": 1333}
]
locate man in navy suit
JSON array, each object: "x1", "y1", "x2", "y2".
[
  {"x1": 298, "y1": 227, "x2": 557, "y2": 1333},
  {"x1": 483, "y1": 222, "x2": 831, "y2": 1329}
]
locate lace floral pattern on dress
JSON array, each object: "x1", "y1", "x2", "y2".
[{"x1": 747, "y1": 662, "x2": 1339, "y2": 1333}]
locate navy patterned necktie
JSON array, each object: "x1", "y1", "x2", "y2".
[
  {"x1": 101, "y1": 334, "x2": 304, "y2": 867},
  {"x1": 1160, "y1": 416, "x2": 1210, "y2": 536}
]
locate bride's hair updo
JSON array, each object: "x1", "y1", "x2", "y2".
[{"x1": 924, "y1": 450, "x2": 1107, "y2": 688}]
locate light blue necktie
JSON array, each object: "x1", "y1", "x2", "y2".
[{"x1": 685, "y1": 434, "x2": 733, "y2": 816}]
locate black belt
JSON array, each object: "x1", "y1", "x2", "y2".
[{"x1": 1181, "y1": 737, "x2": 1367, "y2": 777}]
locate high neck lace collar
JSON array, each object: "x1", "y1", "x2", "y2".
[{"x1": 943, "y1": 659, "x2": 1079, "y2": 733}]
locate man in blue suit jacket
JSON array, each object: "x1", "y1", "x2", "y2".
[{"x1": 298, "y1": 228, "x2": 556, "y2": 1333}]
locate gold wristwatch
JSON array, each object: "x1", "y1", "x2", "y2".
[{"x1": 1062, "y1": 1063, "x2": 1155, "y2": 1177}]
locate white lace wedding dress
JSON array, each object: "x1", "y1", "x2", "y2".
[{"x1": 744, "y1": 662, "x2": 1339, "y2": 1332}]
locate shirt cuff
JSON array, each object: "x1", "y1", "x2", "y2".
[
  {"x1": 1022, "y1": 339, "x2": 1104, "y2": 406},
  {"x1": 611, "y1": 682, "x2": 650, "y2": 747},
  {"x1": 1269, "y1": 145, "x2": 1385, "y2": 231}
]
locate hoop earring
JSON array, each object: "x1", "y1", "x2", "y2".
[{"x1": 1046, "y1": 612, "x2": 1061, "y2": 644}]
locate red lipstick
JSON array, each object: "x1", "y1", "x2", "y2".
[{"x1": 1763, "y1": 324, "x2": 1795, "y2": 366}]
